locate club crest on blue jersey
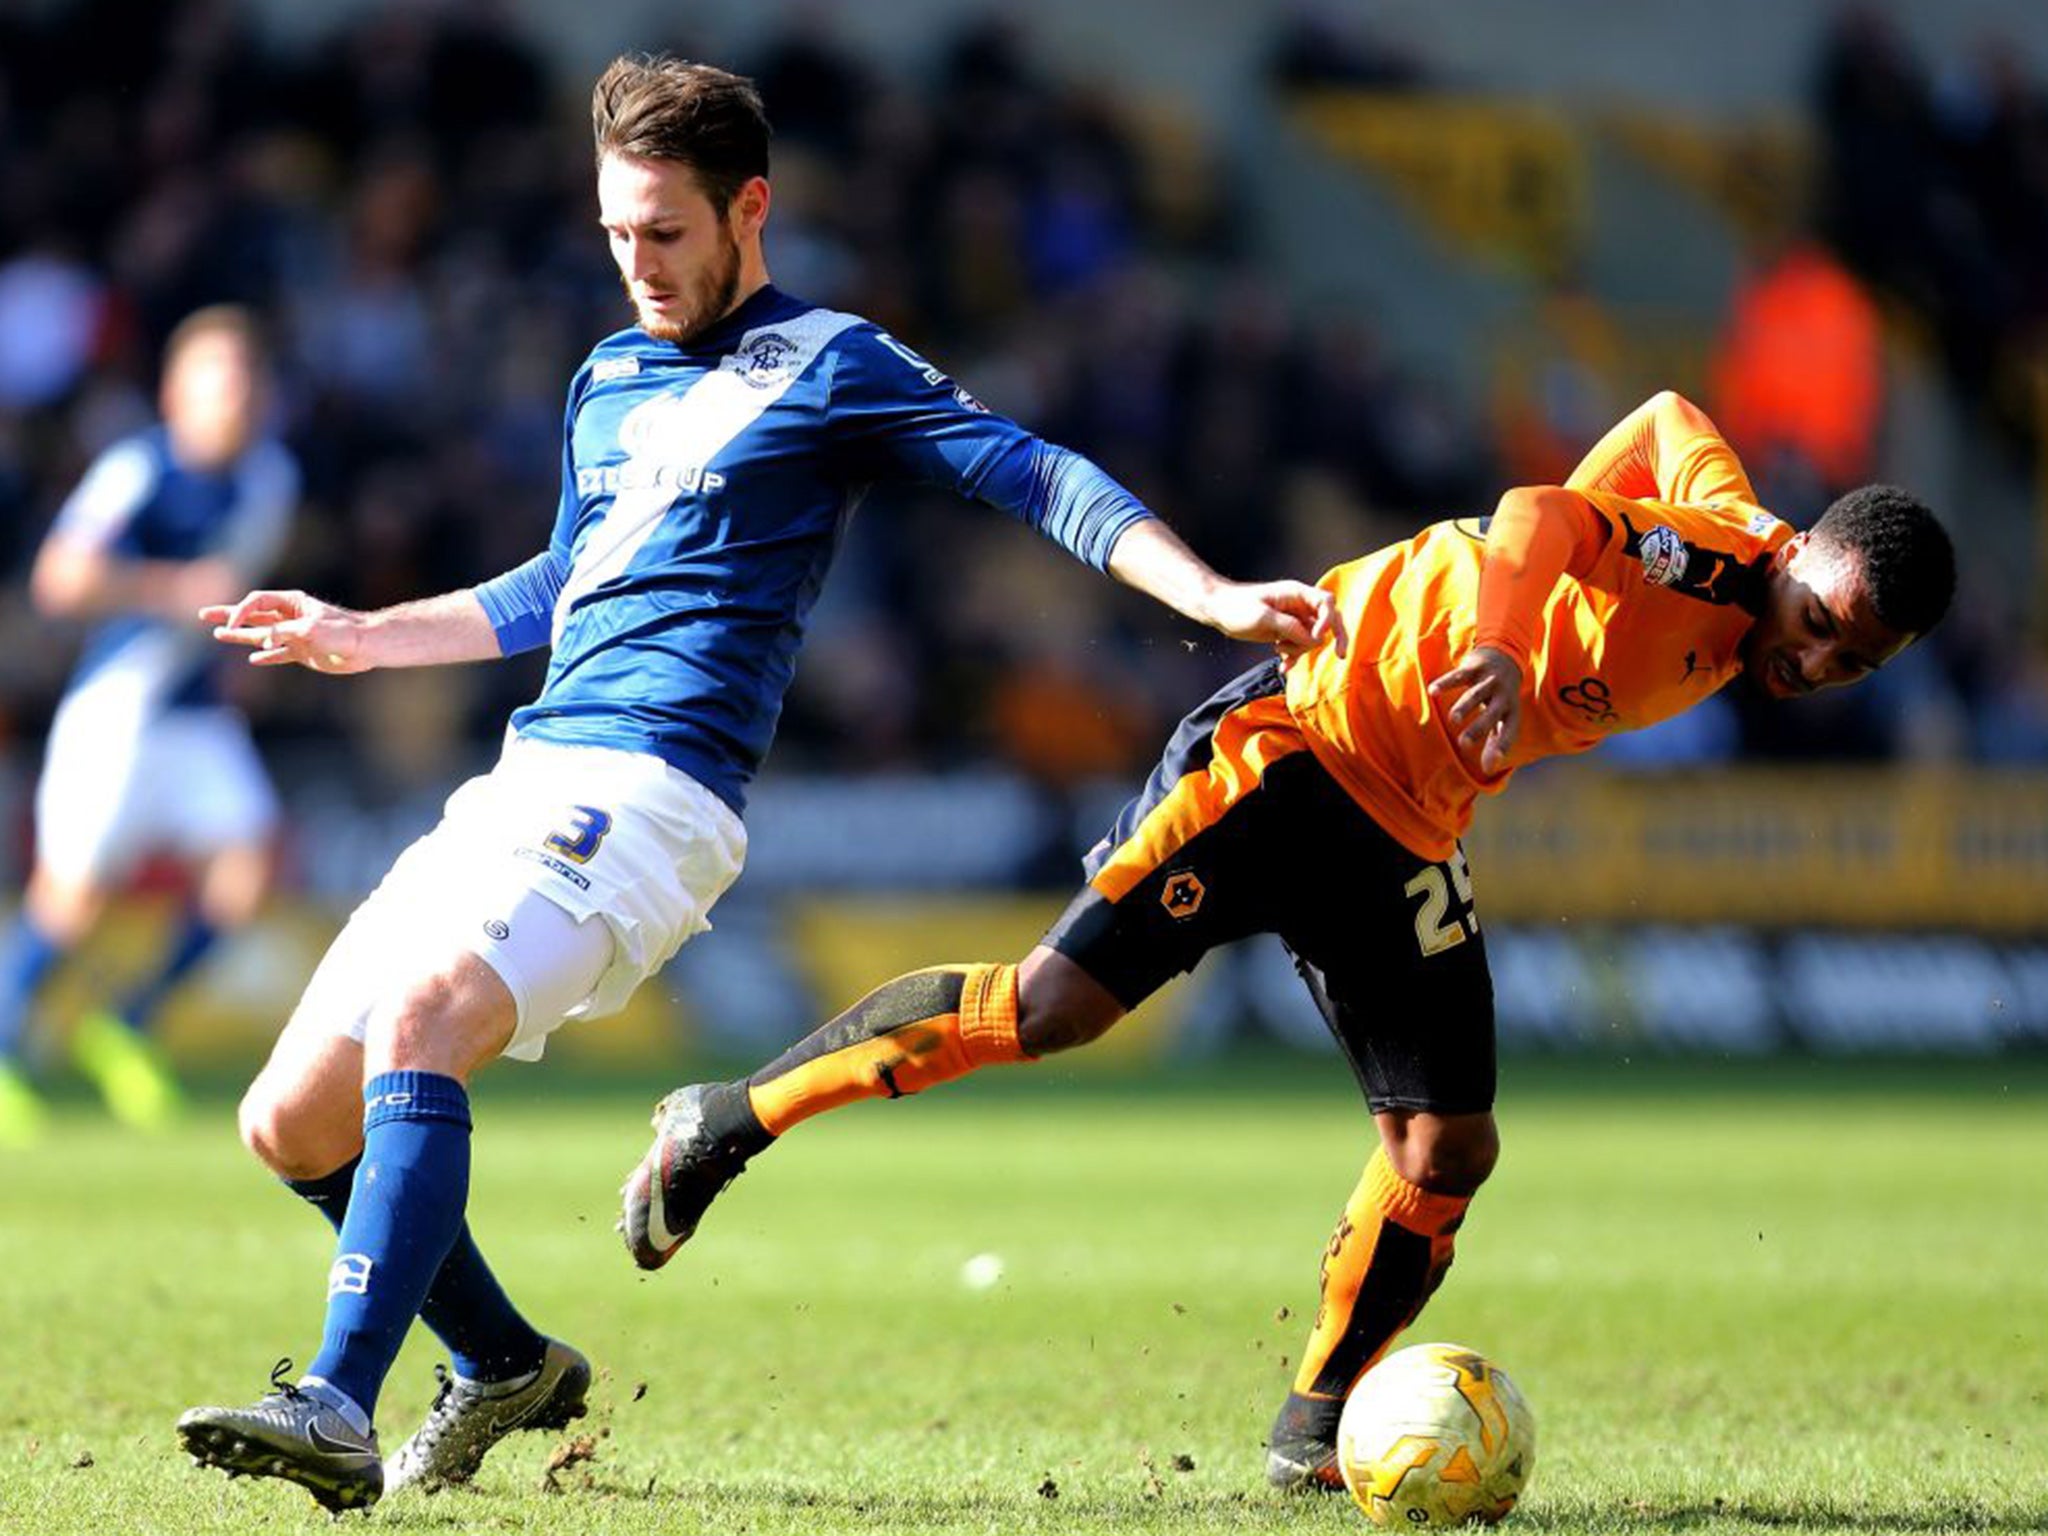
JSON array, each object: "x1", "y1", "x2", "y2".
[{"x1": 733, "y1": 332, "x2": 795, "y2": 387}]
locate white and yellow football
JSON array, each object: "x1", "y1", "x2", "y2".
[{"x1": 1336, "y1": 1343, "x2": 1536, "y2": 1527}]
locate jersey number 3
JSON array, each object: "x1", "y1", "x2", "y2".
[
  {"x1": 545, "y1": 806, "x2": 614, "y2": 865},
  {"x1": 1404, "y1": 849, "x2": 1478, "y2": 957}
]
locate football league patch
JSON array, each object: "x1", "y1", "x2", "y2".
[{"x1": 1638, "y1": 524, "x2": 1689, "y2": 587}]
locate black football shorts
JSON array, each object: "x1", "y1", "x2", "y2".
[{"x1": 1043, "y1": 661, "x2": 1496, "y2": 1115}]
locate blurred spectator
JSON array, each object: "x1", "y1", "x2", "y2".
[
  {"x1": 1709, "y1": 234, "x2": 1883, "y2": 514},
  {"x1": 1490, "y1": 271, "x2": 1624, "y2": 492},
  {"x1": 0, "y1": 243, "x2": 104, "y2": 409},
  {"x1": 1266, "y1": 4, "x2": 1429, "y2": 93},
  {"x1": 1812, "y1": 6, "x2": 2042, "y2": 422}
]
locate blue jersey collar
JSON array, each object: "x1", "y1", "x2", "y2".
[{"x1": 659, "y1": 283, "x2": 799, "y2": 355}]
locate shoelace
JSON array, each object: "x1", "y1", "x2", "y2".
[
  {"x1": 407, "y1": 1364, "x2": 472, "y2": 1458},
  {"x1": 267, "y1": 1357, "x2": 312, "y2": 1404}
]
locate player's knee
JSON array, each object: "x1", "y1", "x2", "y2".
[
  {"x1": 1015, "y1": 964, "x2": 1123, "y2": 1056},
  {"x1": 1017, "y1": 999, "x2": 1114, "y2": 1054},
  {"x1": 1385, "y1": 1114, "x2": 1499, "y2": 1196},
  {"x1": 238, "y1": 1079, "x2": 355, "y2": 1180}
]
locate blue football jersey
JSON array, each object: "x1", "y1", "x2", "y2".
[
  {"x1": 476, "y1": 286, "x2": 1153, "y2": 814},
  {"x1": 51, "y1": 425, "x2": 297, "y2": 719}
]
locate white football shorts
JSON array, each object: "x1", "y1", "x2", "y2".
[
  {"x1": 290, "y1": 735, "x2": 747, "y2": 1062},
  {"x1": 35, "y1": 701, "x2": 279, "y2": 885}
]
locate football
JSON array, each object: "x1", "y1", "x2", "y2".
[{"x1": 1336, "y1": 1343, "x2": 1537, "y2": 1527}]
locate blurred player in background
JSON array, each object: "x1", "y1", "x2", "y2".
[
  {"x1": 173, "y1": 55, "x2": 1334, "y2": 1512},
  {"x1": 620, "y1": 390, "x2": 1956, "y2": 1490},
  {"x1": 0, "y1": 307, "x2": 293, "y2": 1145}
]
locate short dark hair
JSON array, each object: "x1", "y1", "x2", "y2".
[
  {"x1": 591, "y1": 55, "x2": 770, "y2": 213},
  {"x1": 1811, "y1": 484, "x2": 1955, "y2": 637}
]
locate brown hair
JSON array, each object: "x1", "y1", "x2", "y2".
[
  {"x1": 591, "y1": 55, "x2": 770, "y2": 213},
  {"x1": 164, "y1": 304, "x2": 266, "y2": 366}
]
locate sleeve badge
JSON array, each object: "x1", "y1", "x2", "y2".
[{"x1": 1639, "y1": 523, "x2": 1690, "y2": 587}]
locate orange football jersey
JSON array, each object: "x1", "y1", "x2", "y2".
[{"x1": 1284, "y1": 394, "x2": 1793, "y2": 860}]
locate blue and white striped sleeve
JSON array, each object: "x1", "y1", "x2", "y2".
[
  {"x1": 824, "y1": 327, "x2": 1154, "y2": 571},
  {"x1": 51, "y1": 437, "x2": 158, "y2": 549}
]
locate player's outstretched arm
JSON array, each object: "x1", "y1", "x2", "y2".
[
  {"x1": 33, "y1": 537, "x2": 241, "y2": 625},
  {"x1": 1106, "y1": 518, "x2": 1345, "y2": 661},
  {"x1": 202, "y1": 587, "x2": 503, "y2": 674}
]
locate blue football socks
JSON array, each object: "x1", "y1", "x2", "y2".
[
  {"x1": 118, "y1": 910, "x2": 219, "y2": 1034},
  {"x1": 302, "y1": 1071, "x2": 476, "y2": 1424},
  {"x1": 0, "y1": 914, "x2": 63, "y2": 1058},
  {"x1": 288, "y1": 1156, "x2": 545, "y2": 1385}
]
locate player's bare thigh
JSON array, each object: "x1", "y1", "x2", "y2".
[
  {"x1": 361, "y1": 950, "x2": 516, "y2": 1080},
  {"x1": 240, "y1": 945, "x2": 518, "y2": 1179}
]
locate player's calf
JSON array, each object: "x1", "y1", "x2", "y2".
[{"x1": 621, "y1": 961, "x2": 1035, "y2": 1269}]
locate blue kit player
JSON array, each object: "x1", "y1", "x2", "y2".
[
  {"x1": 0, "y1": 307, "x2": 294, "y2": 1144},
  {"x1": 175, "y1": 55, "x2": 1338, "y2": 1511}
]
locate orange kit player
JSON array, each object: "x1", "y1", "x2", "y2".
[{"x1": 617, "y1": 392, "x2": 1956, "y2": 1488}]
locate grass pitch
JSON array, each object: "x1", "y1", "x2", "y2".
[{"x1": 2, "y1": 1055, "x2": 2045, "y2": 1535}]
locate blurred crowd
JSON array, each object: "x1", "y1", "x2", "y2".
[
  {"x1": 0, "y1": 0, "x2": 1491, "y2": 803},
  {"x1": 1815, "y1": 6, "x2": 2048, "y2": 427},
  {"x1": 1, "y1": 0, "x2": 2045, "y2": 817}
]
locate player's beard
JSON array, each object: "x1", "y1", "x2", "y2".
[{"x1": 629, "y1": 223, "x2": 743, "y2": 345}]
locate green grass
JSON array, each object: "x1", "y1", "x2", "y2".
[{"x1": 3, "y1": 1057, "x2": 2047, "y2": 1534}]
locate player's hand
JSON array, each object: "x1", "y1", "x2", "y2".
[
  {"x1": 1201, "y1": 579, "x2": 1346, "y2": 662},
  {"x1": 201, "y1": 589, "x2": 371, "y2": 674},
  {"x1": 1428, "y1": 645, "x2": 1522, "y2": 774}
]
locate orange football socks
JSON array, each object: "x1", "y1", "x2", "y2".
[
  {"x1": 1291, "y1": 1146, "x2": 1470, "y2": 1401},
  {"x1": 746, "y1": 963, "x2": 1027, "y2": 1137}
]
